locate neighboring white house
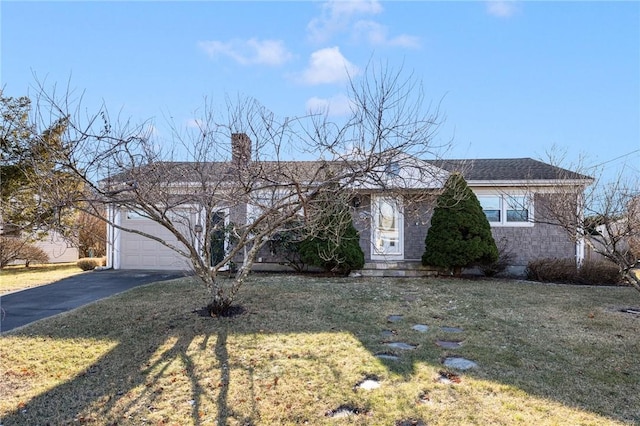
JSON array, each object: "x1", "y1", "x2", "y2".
[{"x1": 33, "y1": 230, "x2": 79, "y2": 263}]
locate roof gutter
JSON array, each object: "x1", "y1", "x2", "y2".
[{"x1": 466, "y1": 178, "x2": 593, "y2": 187}]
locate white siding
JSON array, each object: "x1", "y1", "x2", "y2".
[
  {"x1": 118, "y1": 212, "x2": 193, "y2": 270},
  {"x1": 34, "y1": 231, "x2": 79, "y2": 263}
]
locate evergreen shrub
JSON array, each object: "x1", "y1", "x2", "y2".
[{"x1": 422, "y1": 172, "x2": 498, "y2": 275}]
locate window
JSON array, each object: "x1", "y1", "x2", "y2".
[
  {"x1": 478, "y1": 196, "x2": 501, "y2": 223},
  {"x1": 246, "y1": 189, "x2": 302, "y2": 225},
  {"x1": 505, "y1": 196, "x2": 529, "y2": 223},
  {"x1": 477, "y1": 193, "x2": 532, "y2": 226}
]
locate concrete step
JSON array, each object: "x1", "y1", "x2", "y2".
[{"x1": 357, "y1": 261, "x2": 439, "y2": 278}]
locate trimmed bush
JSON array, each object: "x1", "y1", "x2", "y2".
[
  {"x1": 576, "y1": 260, "x2": 622, "y2": 285},
  {"x1": 297, "y1": 186, "x2": 364, "y2": 275},
  {"x1": 526, "y1": 258, "x2": 623, "y2": 285},
  {"x1": 526, "y1": 258, "x2": 577, "y2": 283},
  {"x1": 299, "y1": 220, "x2": 364, "y2": 275},
  {"x1": 268, "y1": 222, "x2": 305, "y2": 272},
  {"x1": 77, "y1": 257, "x2": 103, "y2": 271},
  {"x1": 422, "y1": 172, "x2": 498, "y2": 275}
]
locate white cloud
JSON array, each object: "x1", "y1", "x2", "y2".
[
  {"x1": 308, "y1": 0, "x2": 383, "y2": 43},
  {"x1": 486, "y1": 1, "x2": 519, "y2": 18},
  {"x1": 353, "y1": 20, "x2": 421, "y2": 49},
  {"x1": 185, "y1": 118, "x2": 204, "y2": 129},
  {"x1": 198, "y1": 38, "x2": 292, "y2": 66},
  {"x1": 299, "y1": 47, "x2": 360, "y2": 85},
  {"x1": 307, "y1": 0, "x2": 419, "y2": 48},
  {"x1": 387, "y1": 34, "x2": 422, "y2": 49},
  {"x1": 306, "y1": 94, "x2": 353, "y2": 117}
]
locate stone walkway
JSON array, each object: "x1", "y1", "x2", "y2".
[
  {"x1": 376, "y1": 313, "x2": 478, "y2": 371},
  {"x1": 327, "y1": 309, "x2": 479, "y2": 423}
]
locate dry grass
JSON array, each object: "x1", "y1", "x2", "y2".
[
  {"x1": 0, "y1": 263, "x2": 85, "y2": 294},
  {"x1": 1, "y1": 274, "x2": 639, "y2": 425}
]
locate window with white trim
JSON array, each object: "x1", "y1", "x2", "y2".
[
  {"x1": 477, "y1": 193, "x2": 533, "y2": 226},
  {"x1": 246, "y1": 189, "x2": 302, "y2": 225}
]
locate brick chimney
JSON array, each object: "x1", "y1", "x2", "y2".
[{"x1": 231, "y1": 133, "x2": 251, "y2": 165}]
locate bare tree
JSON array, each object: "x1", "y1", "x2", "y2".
[
  {"x1": 27, "y1": 65, "x2": 448, "y2": 315},
  {"x1": 77, "y1": 209, "x2": 106, "y2": 257},
  {"x1": 536, "y1": 152, "x2": 640, "y2": 291}
]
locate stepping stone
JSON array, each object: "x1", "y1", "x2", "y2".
[
  {"x1": 396, "y1": 419, "x2": 427, "y2": 426},
  {"x1": 411, "y1": 324, "x2": 429, "y2": 332},
  {"x1": 386, "y1": 342, "x2": 417, "y2": 350},
  {"x1": 326, "y1": 404, "x2": 364, "y2": 418},
  {"x1": 375, "y1": 353, "x2": 400, "y2": 361},
  {"x1": 387, "y1": 315, "x2": 404, "y2": 323},
  {"x1": 436, "y1": 370, "x2": 461, "y2": 384},
  {"x1": 381, "y1": 329, "x2": 397, "y2": 338},
  {"x1": 442, "y1": 356, "x2": 478, "y2": 370},
  {"x1": 440, "y1": 326, "x2": 464, "y2": 333},
  {"x1": 435, "y1": 340, "x2": 463, "y2": 349},
  {"x1": 417, "y1": 390, "x2": 430, "y2": 404},
  {"x1": 355, "y1": 379, "x2": 381, "y2": 390}
]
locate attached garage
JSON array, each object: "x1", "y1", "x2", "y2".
[{"x1": 107, "y1": 208, "x2": 195, "y2": 271}]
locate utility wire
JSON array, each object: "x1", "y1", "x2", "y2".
[{"x1": 588, "y1": 149, "x2": 640, "y2": 169}]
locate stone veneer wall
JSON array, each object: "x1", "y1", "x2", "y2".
[
  {"x1": 353, "y1": 194, "x2": 372, "y2": 261},
  {"x1": 490, "y1": 192, "x2": 577, "y2": 274},
  {"x1": 250, "y1": 190, "x2": 578, "y2": 274},
  {"x1": 490, "y1": 224, "x2": 574, "y2": 268},
  {"x1": 402, "y1": 198, "x2": 434, "y2": 260},
  {"x1": 351, "y1": 194, "x2": 436, "y2": 262}
]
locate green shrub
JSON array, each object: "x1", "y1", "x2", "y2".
[
  {"x1": 77, "y1": 257, "x2": 103, "y2": 271},
  {"x1": 297, "y1": 186, "x2": 364, "y2": 275},
  {"x1": 422, "y1": 172, "x2": 498, "y2": 275},
  {"x1": 299, "y1": 220, "x2": 364, "y2": 275},
  {"x1": 526, "y1": 258, "x2": 623, "y2": 285},
  {"x1": 268, "y1": 222, "x2": 305, "y2": 272}
]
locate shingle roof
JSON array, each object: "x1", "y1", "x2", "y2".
[
  {"x1": 106, "y1": 157, "x2": 592, "y2": 189},
  {"x1": 106, "y1": 159, "x2": 344, "y2": 186},
  {"x1": 425, "y1": 158, "x2": 592, "y2": 181}
]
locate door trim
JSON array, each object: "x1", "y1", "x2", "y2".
[{"x1": 371, "y1": 195, "x2": 404, "y2": 261}]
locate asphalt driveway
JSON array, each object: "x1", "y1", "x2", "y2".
[{"x1": 0, "y1": 269, "x2": 186, "y2": 333}]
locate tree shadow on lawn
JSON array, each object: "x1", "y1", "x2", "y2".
[{"x1": 1, "y1": 275, "x2": 639, "y2": 425}]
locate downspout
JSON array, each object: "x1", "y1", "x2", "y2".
[
  {"x1": 576, "y1": 188, "x2": 585, "y2": 267},
  {"x1": 106, "y1": 205, "x2": 122, "y2": 270},
  {"x1": 113, "y1": 207, "x2": 121, "y2": 270},
  {"x1": 106, "y1": 204, "x2": 114, "y2": 269}
]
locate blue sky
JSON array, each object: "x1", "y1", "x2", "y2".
[{"x1": 2, "y1": 1, "x2": 639, "y2": 180}]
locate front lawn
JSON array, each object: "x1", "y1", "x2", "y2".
[
  {"x1": 0, "y1": 263, "x2": 85, "y2": 294},
  {"x1": 1, "y1": 275, "x2": 639, "y2": 425}
]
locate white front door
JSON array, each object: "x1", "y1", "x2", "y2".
[{"x1": 371, "y1": 196, "x2": 404, "y2": 260}]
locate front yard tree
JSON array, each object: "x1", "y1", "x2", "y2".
[
  {"x1": 27, "y1": 64, "x2": 447, "y2": 315},
  {"x1": 536, "y1": 156, "x2": 640, "y2": 291},
  {"x1": 422, "y1": 172, "x2": 498, "y2": 275}
]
